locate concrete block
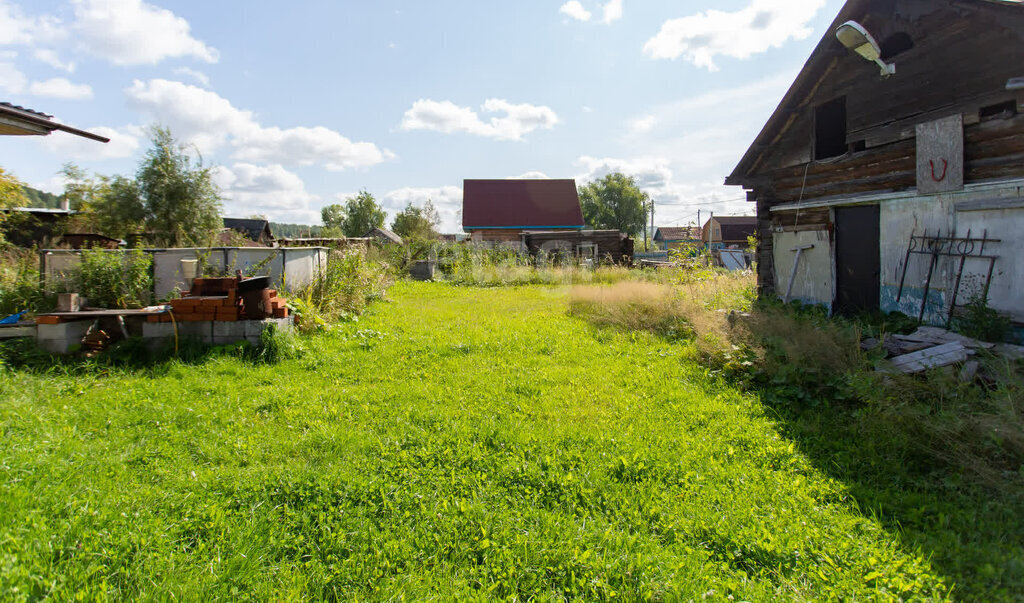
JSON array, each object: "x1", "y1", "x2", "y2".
[
  {"x1": 213, "y1": 321, "x2": 248, "y2": 339},
  {"x1": 36, "y1": 319, "x2": 92, "y2": 354},
  {"x1": 213, "y1": 336, "x2": 248, "y2": 346},
  {"x1": 177, "y1": 321, "x2": 214, "y2": 342},
  {"x1": 142, "y1": 321, "x2": 177, "y2": 339}
]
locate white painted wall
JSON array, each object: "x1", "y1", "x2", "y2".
[
  {"x1": 772, "y1": 229, "x2": 833, "y2": 307},
  {"x1": 42, "y1": 247, "x2": 329, "y2": 301},
  {"x1": 955, "y1": 205, "x2": 1024, "y2": 321}
]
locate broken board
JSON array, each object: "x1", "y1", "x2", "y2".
[{"x1": 882, "y1": 342, "x2": 969, "y2": 374}]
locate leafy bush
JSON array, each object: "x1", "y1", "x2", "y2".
[
  {"x1": 69, "y1": 247, "x2": 153, "y2": 309},
  {"x1": 292, "y1": 247, "x2": 392, "y2": 332},
  {"x1": 0, "y1": 248, "x2": 54, "y2": 316},
  {"x1": 952, "y1": 293, "x2": 1012, "y2": 342}
]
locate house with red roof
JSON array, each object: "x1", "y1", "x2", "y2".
[{"x1": 462, "y1": 179, "x2": 585, "y2": 242}]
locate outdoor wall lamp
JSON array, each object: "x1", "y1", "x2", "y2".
[{"x1": 835, "y1": 20, "x2": 896, "y2": 77}]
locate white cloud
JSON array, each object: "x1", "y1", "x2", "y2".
[
  {"x1": 173, "y1": 66, "x2": 209, "y2": 86},
  {"x1": 125, "y1": 79, "x2": 252, "y2": 152},
  {"x1": 125, "y1": 79, "x2": 393, "y2": 171},
  {"x1": 72, "y1": 0, "x2": 219, "y2": 66},
  {"x1": 0, "y1": 1, "x2": 65, "y2": 46},
  {"x1": 234, "y1": 125, "x2": 394, "y2": 171},
  {"x1": 559, "y1": 1, "x2": 591, "y2": 22},
  {"x1": 643, "y1": 0, "x2": 826, "y2": 70},
  {"x1": 602, "y1": 0, "x2": 623, "y2": 24},
  {"x1": 382, "y1": 185, "x2": 463, "y2": 233},
  {"x1": 215, "y1": 163, "x2": 320, "y2": 224},
  {"x1": 38, "y1": 124, "x2": 143, "y2": 160},
  {"x1": 0, "y1": 54, "x2": 28, "y2": 94},
  {"x1": 400, "y1": 98, "x2": 559, "y2": 141},
  {"x1": 0, "y1": 54, "x2": 92, "y2": 99},
  {"x1": 34, "y1": 48, "x2": 74, "y2": 72},
  {"x1": 512, "y1": 171, "x2": 550, "y2": 180},
  {"x1": 627, "y1": 115, "x2": 656, "y2": 134},
  {"x1": 28, "y1": 77, "x2": 93, "y2": 99}
]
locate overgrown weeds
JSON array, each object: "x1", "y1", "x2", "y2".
[
  {"x1": 570, "y1": 276, "x2": 1024, "y2": 490},
  {"x1": 0, "y1": 247, "x2": 53, "y2": 316},
  {"x1": 66, "y1": 247, "x2": 154, "y2": 309},
  {"x1": 291, "y1": 247, "x2": 392, "y2": 332}
]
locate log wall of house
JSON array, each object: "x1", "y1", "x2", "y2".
[
  {"x1": 746, "y1": 2, "x2": 1024, "y2": 203},
  {"x1": 737, "y1": 0, "x2": 1024, "y2": 299},
  {"x1": 522, "y1": 230, "x2": 633, "y2": 265},
  {"x1": 469, "y1": 229, "x2": 528, "y2": 243}
]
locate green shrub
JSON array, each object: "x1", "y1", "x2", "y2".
[
  {"x1": 69, "y1": 247, "x2": 153, "y2": 309},
  {"x1": 0, "y1": 248, "x2": 54, "y2": 316},
  {"x1": 953, "y1": 293, "x2": 1012, "y2": 342},
  {"x1": 292, "y1": 247, "x2": 392, "y2": 332}
]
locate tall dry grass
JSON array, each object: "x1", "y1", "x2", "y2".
[{"x1": 568, "y1": 272, "x2": 755, "y2": 350}]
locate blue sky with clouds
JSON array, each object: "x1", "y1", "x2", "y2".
[{"x1": 0, "y1": 0, "x2": 843, "y2": 231}]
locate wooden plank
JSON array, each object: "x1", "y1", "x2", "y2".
[{"x1": 883, "y1": 342, "x2": 969, "y2": 374}]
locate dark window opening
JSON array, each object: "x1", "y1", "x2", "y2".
[
  {"x1": 849, "y1": 139, "x2": 867, "y2": 153},
  {"x1": 880, "y1": 33, "x2": 914, "y2": 60},
  {"x1": 814, "y1": 97, "x2": 847, "y2": 160},
  {"x1": 979, "y1": 100, "x2": 1017, "y2": 121}
]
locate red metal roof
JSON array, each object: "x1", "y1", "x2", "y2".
[{"x1": 462, "y1": 179, "x2": 584, "y2": 230}]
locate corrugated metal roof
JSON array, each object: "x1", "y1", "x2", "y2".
[
  {"x1": 0, "y1": 101, "x2": 110, "y2": 142},
  {"x1": 462, "y1": 179, "x2": 584, "y2": 230}
]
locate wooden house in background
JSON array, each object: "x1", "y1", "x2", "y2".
[
  {"x1": 701, "y1": 216, "x2": 756, "y2": 250},
  {"x1": 223, "y1": 218, "x2": 274, "y2": 246},
  {"x1": 727, "y1": 0, "x2": 1024, "y2": 328},
  {"x1": 462, "y1": 179, "x2": 585, "y2": 242},
  {"x1": 364, "y1": 227, "x2": 404, "y2": 246},
  {"x1": 653, "y1": 226, "x2": 702, "y2": 251}
]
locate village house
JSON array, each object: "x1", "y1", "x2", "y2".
[
  {"x1": 653, "y1": 226, "x2": 702, "y2": 251},
  {"x1": 462, "y1": 179, "x2": 585, "y2": 243},
  {"x1": 727, "y1": 0, "x2": 1024, "y2": 329},
  {"x1": 701, "y1": 216, "x2": 756, "y2": 250},
  {"x1": 222, "y1": 218, "x2": 274, "y2": 246}
]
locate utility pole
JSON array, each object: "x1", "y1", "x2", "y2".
[{"x1": 649, "y1": 199, "x2": 655, "y2": 251}]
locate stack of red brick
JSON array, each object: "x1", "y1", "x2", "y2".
[{"x1": 151, "y1": 277, "x2": 289, "y2": 323}]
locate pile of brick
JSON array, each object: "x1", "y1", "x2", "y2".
[{"x1": 151, "y1": 277, "x2": 289, "y2": 323}]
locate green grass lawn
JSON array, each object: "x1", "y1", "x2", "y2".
[{"x1": 0, "y1": 281, "x2": 1016, "y2": 600}]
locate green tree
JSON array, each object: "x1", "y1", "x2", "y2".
[
  {"x1": 321, "y1": 204, "x2": 345, "y2": 231},
  {"x1": 0, "y1": 167, "x2": 28, "y2": 210},
  {"x1": 578, "y1": 173, "x2": 650, "y2": 236},
  {"x1": 322, "y1": 190, "x2": 386, "y2": 237},
  {"x1": 391, "y1": 199, "x2": 440, "y2": 241},
  {"x1": 137, "y1": 126, "x2": 222, "y2": 247},
  {"x1": 0, "y1": 167, "x2": 29, "y2": 245}
]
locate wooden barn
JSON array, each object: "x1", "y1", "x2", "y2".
[
  {"x1": 462, "y1": 179, "x2": 585, "y2": 243},
  {"x1": 727, "y1": 0, "x2": 1024, "y2": 328},
  {"x1": 701, "y1": 216, "x2": 756, "y2": 250},
  {"x1": 653, "y1": 226, "x2": 701, "y2": 251}
]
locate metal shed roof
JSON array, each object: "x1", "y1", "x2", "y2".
[{"x1": 462, "y1": 179, "x2": 584, "y2": 230}]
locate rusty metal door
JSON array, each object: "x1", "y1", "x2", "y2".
[{"x1": 834, "y1": 205, "x2": 880, "y2": 315}]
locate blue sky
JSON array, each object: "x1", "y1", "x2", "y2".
[{"x1": 0, "y1": 0, "x2": 843, "y2": 231}]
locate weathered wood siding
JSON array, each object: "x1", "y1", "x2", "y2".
[{"x1": 737, "y1": 0, "x2": 1024, "y2": 295}]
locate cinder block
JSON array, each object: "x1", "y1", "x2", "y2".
[
  {"x1": 37, "y1": 320, "x2": 92, "y2": 342},
  {"x1": 36, "y1": 320, "x2": 92, "y2": 354},
  {"x1": 142, "y1": 321, "x2": 177, "y2": 339},
  {"x1": 213, "y1": 321, "x2": 247, "y2": 339},
  {"x1": 175, "y1": 321, "x2": 214, "y2": 342}
]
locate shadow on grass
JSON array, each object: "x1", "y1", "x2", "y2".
[
  {"x1": 0, "y1": 331, "x2": 290, "y2": 376},
  {"x1": 753, "y1": 379, "x2": 1024, "y2": 600}
]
